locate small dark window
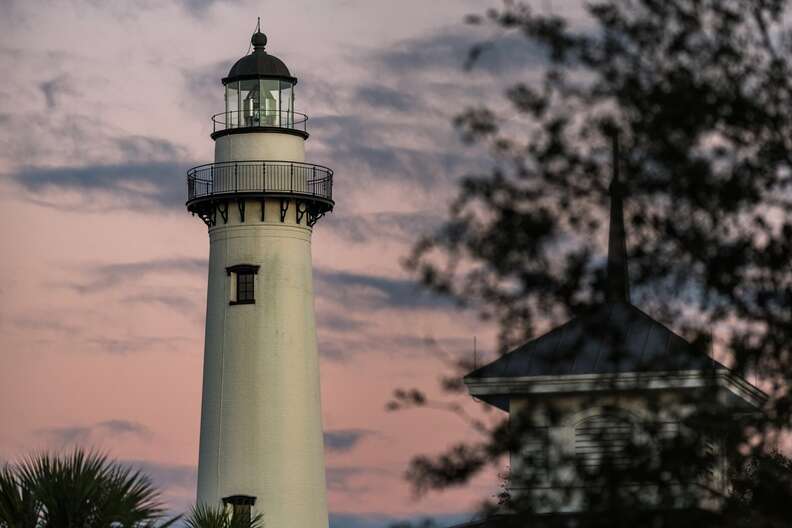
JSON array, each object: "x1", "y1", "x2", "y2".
[
  {"x1": 237, "y1": 271, "x2": 255, "y2": 302},
  {"x1": 222, "y1": 495, "x2": 255, "y2": 524},
  {"x1": 227, "y1": 264, "x2": 260, "y2": 305}
]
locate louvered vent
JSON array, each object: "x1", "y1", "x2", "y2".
[{"x1": 575, "y1": 414, "x2": 635, "y2": 471}]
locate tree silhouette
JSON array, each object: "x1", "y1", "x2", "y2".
[{"x1": 398, "y1": 1, "x2": 792, "y2": 525}]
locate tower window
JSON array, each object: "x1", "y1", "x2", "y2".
[
  {"x1": 237, "y1": 271, "x2": 255, "y2": 302},
  {"x1": 222, "y1": 495, "x2": 256, "y2": 524},
  {"x1": 227, "y1": 264, "x2": 260, "y2": 305}
]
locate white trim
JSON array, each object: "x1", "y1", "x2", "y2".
[{"x1": 465, "y1": 369, "x2": 766, "y2": 409}]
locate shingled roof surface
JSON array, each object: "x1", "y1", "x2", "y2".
[{"x1": 466, "y1": 301, "x2": 725, "y2": 380}]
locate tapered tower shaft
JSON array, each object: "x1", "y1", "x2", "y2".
[{"x1": 187, "y1": 29, "x2": 334, "y2": 528}]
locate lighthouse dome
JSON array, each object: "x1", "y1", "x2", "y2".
[{"x1": 223, "y1": 31, "x2": 296, "y2": 84}]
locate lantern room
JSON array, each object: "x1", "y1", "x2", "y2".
[{"x1": 218, "y1": 30, "x2": 298, "y2": 130}]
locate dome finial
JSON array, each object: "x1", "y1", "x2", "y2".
[{"x1": 251, "y1": 17, "x2": 267, "y2": 51}]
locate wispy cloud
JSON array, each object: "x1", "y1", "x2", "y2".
[
  {"x1": 317, "y1": 312, "x2": 368, "y2": 334},
  {"x1": 355, "y1": 85, "x2": 416, "y2": 112},
  {"x1": 67, "y1": 258, "x2": 207, "y2": 294},
  {"x1": 121, "y1": 459, "x2": 198, "y2": 517},
  {"x1": 122, "y1": 293, "x2": 202, "y2": 318},
  {"x1": 315, "y1": 269, "x2": 451, "y2": 311},
  {"x1": 371, "y1": 27, "x2": 546, "y2": 76},
  {"x1": 329, "y1": 513, "x2": 473, "y2": 528},
  {"x1": 180, "y1": 60, "x2": 229, "y2": 116},
  {"x1": 38, "y1": 419, "x2": 152, "y2": 448},
  {"x1": 324, "y1": 429, "x2": 375, "y2": 453},
  {"x1": 86, "y1": 335, "x2": 191, "y2": 355},
  {"x1": 177, "y1": 0, "x2": 240, "y2": 17},
  {"x1": 38, "y1": 75, "x2": 76, "y2": 110},
  {"x1": 123, "y1": 459, "x2": 197, "y2": 491},
  {"x1": 324, "y1": 211, "x2": 443, "y2": 244},
  {"x1": 326, "y1": 465, "x2": 390, "y2": 494},
  {"x1": 7, "y1": 317, "x2": 81, "y2": 335},
  {"x1": 319, "y1": 333, "x2": 468, "y2": 362},
  {"x1": 11, "y1": 161, "x2": 191, "y2": 211},
  {"x1": 309, "y1": 113, "x2": 479, "y2": 190}
]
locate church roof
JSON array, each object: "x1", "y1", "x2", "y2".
[{"x1": 465, "y1": 301, "x2": 725, "y2": 381}]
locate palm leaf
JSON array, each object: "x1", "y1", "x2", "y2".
[
  {"x1": 0, "y1": 463, "x2": 40, "y2": 528},
  {"x1": 14, "y1": 448, "x2": 169, "y2": 528},
  {"x1": 183, "y1": 503, "x2": 263, "y2": 528}
]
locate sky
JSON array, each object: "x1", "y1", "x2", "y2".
[{"x1": 0, "y1": 0, "x2": 594, "y2": 526}]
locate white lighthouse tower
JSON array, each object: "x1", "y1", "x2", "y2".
[{"x1": 187, "y1": 27, "x2": 333, "y2": 527}]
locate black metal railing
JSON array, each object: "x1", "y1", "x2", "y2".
[
  {"x1": 212, "y1": 110, "x2": 308, "y2": 133},
  {"x1": 187, "y1": 160, "x2": 333, "y2": 203}
]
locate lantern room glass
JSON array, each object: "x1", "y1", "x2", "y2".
[
  {"x1": 223, "y1": 80, "x2": 295, "y2": 129},
  {"x1": 279, "y1": 81, "x2": 294, "y2": 127},
  {"x1": 240, "y1": 80, "x2": 260, "y2": 127},
  {"x1": 225, "y1": 83, "x2": 239, "y2": 127},
  {"x1": 259, "y1": 80, "x2": 279, "y2": 126}
]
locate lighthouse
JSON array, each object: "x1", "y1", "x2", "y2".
[{"x1": 186, "y1": 27, "x2": 333, "y2": 527}]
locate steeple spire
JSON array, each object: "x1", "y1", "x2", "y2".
[{"x1": 607, "y1": 131, "x2": 631, "y2": 303}]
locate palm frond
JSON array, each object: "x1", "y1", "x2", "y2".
[
  {"x1": 13, "y1": 448, "x2": 168, "y2": 527},
  {"x1": 183, "y1": 503, "x2": 263, "y2": 528},
  {"x1": 0, "y1": 463, "x2": 41, "y2": 528},
  {"x1": 183, "y1": 503, "x2": 229, "y2": 528}
]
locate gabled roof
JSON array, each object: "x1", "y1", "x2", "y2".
[{"x1": 465, "y1": 301, "x2": 725, "y2": 381}]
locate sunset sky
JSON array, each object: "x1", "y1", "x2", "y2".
[{"x1": 0, "y1": 1, "x2": 587, "y2": 526}]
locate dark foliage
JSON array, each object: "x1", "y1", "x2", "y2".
[
  {"x1": 0, "y1": 449, "x2": 178, "y2": 528},
  {"x1": 396, "y1": 0, "x2": 792, "y2": 526},
  {"x1": 183, "y1": 503, "x2": 263, "y2": 528},
  {"x1": 724, "y1": 451, "x2": 792, "y2": 527}
]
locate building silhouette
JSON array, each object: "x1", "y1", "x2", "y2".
[{"x1": 461, "y1": 136, "x2": 766, "y2": 524}]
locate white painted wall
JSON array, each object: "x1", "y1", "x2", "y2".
[
  {"x1": 215, "y1": 132, "x2": 305, "y2": 163},
  {"x1": 196, "y1": 129, "x2": 328, "y2": 528}
]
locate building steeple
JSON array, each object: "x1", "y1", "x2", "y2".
[{"x1": 607, "y1": 131, "x2": 630, "y2": 303}]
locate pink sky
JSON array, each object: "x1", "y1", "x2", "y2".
[{"x1": 0, "y1": 1, "x2": 594, "y2": 525}]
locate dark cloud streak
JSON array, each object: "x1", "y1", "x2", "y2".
[
  {"x1": 38, "y1": 75, "x2": 74, "y2": 110},
  {"x1": 38, "y1": 419, "x2": 151, "y2": 448},
  {"x1": 122, "y1": 293, "x2": 201, "y2": 318},
  {"x1": 324, "y1": 429, "x2": 374, "y2": 452},
  {"x1": 11, "y1": 161, "x2": 191, "y2": 210},
  {"x1": 177, "y1": 0, "x2": 240, "y2": 17},
  {"x1": 123, "y1": 459, "x2": 197, "y2": 491},
  {"x1": 328, "y1": 513, "x2": 471, "y2": 528},
  {"x1": 68, "y1": 258, "x2": 206, "y2": 294},
  {"x1": 324, "y1": 210, "x2": 443, "y2": 244},
  {"x1": 355, "y1": 85, "x2": 416, "y2": 112},
  {"x1": 371, "y1": 28, "x2": 546, "y2": 76},
  {"x1": 314, "y1": 269, "x2": 451, "y2": 311},
  {"x1": 87, "y1": 335, "x2": 191, "y2": 355},
  {"x1": 325, "y1": 465, "x2": 389, "y2": 493}
]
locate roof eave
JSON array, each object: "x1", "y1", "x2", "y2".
[
  {"x1": 222, "y1": 74, "x2": 298, "y2": 86},
  {"x1": 465, "y1": 369, "x2": 767, "y2": 410}
]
